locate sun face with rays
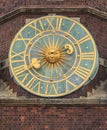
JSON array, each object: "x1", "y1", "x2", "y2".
[
  {"x1": 44, "y1": 47, "x2": 61, "y2": 63},
  {"x1": 29, "y1": 34, "x2": 76, "y2": 79}
]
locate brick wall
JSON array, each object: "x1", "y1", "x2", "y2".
[
  {"x1": 0, "y1": 106, "x2": 107, "y2": 130},
  {"x1": 86, "y1": 0, "x2": 107, "y2": 11},
  {"x1": 0, "y1": 15, "x2": 25, "y2": 60},
  {"x1": 81, "y1": 14, "x2": 107, "y2": 59},
  {"x1": 0, "y1": 0, "x2": 107, "y2": 16}
]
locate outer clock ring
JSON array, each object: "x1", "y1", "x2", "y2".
[{"x1": 9, "y1": 15, "x2": 99, "y2": 97}]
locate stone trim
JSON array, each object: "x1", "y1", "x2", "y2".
[
  {"x1": 0, "y1": 79, "x2": 17, "y2": 98},
  {"x1": 0, "y1": 6, "x2": 107, "y2": 24},
  {"x1": 0, "y1": 98, "x2": 107, "y2": 106}
]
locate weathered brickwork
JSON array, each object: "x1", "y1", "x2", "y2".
[
  {"x1": 0, "y1": 0, "x2": 107, "y2": 16},
  {"x1": 86, "y1": 0, "x2": 107, "y2": 11},
  {"x1": 0, "y1": 15, "x2": 26, "y2": 60},
  {"x1": 81, "y1": 14, "x2": 107, "y2": 59},
  {"x1": 0, "y1": 106, "x2": 107, "y2": 130}
]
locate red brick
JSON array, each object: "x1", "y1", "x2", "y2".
[
  {"x1": 0, "y1": 0, "x2": 107, "y2": 16},
  {"x1": 0, "y1": 106, "x2": 107, "y2": 129}
]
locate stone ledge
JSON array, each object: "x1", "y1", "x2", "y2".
[
  {"x1": 0, "y1": 6, "x2": 107, "y2": 24},
  {"x1": 0, "y1": 98, "x2": 107, "y2": 106}
]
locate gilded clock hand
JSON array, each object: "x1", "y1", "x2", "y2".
[
  {"x1": 31, "y1": 58, "x2": 41, "y2": 69},
  {"x1": 25, "y1": 58, "x2": 41, "y2": 70},
  {"x1": 64, "y1": 44, "x2": 73, "y2": 54}
]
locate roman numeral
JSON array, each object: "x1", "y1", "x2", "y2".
[
  {"x1": 49, "y1": 84, "x2": 58, "y2": 95},
  {"x1": 81, "y1": 52, "x2": 94, "y2": 60},
  {"x1": 75, "y1": 66, "x2": 90, "y2": 79},
  {"x1": 29, "y1": 24, "x2": 42, "y2": 33},
  {"x1": 11, "y1": 51, "x2": 24, "y2": 59},
  {"x1": 31, "y1": 81, "x2": 41, "y2": 93},
  {"x1": 46, "y1": 18, "x2": 55, "y2": 30},
  {"x1": 45, "y1": 83, "x2": 49, "y2": 95},
  {"x1": 78, "y1": 35, "x2": 90, "y2": 45},
  {"x1": 26, "y1": 77, "x2": 36, "y2": 89},
  {"x1": 17, "y1": 34, "x2": 29, "y2": 46},
  {"x1": 56, "y1": 17, "x2": 62, "y2": 30},
  {"x1": 13, "y1": 65, "x2": 26, "y2": 76},
  {"x1": 66, "y1": 80, "x2": 76, "y2": 92},
  {"x1": 21, "y1": 73, "x2": 29, "y2": 83},
  {"x1": 38, "y1": 20, "x2": 45, "y2": 31},
  {"x1": 11, "y1": 59, "x2": 24, "y2": 63},
  {"x1": 16, "y1": 72, "x2": 27, "y2": 79},
  {"x1": 68, "y1": 23, "x2": 75, "y2": 33}
]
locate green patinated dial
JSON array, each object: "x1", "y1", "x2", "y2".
[{"x1": 9, "y1": 15, "x2": 99, "y2": 97}]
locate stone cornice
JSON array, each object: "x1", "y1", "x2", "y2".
[
  {"x1": 0, "y1": 98, "x2": 107, "y2": 106},
  {"x1": 0, "y1": 6, "x2": 107, "y2": 24}
]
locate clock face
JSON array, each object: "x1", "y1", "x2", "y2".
[{"x1": 9, "y1": 15, "x2": 99, "y2": 97}]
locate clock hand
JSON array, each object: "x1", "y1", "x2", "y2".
[
  {"x1": 25, "y1": 58, "x2": 41, "y2": 70},
  {"x1": 64, "y1": 44, "x2": 73, "y2": 54},
  {"x1": 31, "y1": 58, "x2": 41, "y2": 69}
]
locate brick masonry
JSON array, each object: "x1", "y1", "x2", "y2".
[
  {"x1": 0, "y1": 0, "x2": 107, "y2": 16},
  {"x1": 0, "y1": 106, "x2": 107, "y2": 130},
  {"x1": 0, "y1": 0, "x2": 107, "y2": 129}
]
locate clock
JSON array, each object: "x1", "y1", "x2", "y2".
[{"x1": 9, "y1": 15, "x2": 99, "y2": 97}]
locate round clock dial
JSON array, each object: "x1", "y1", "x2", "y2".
[{"x1": 9, "y1": 15, "x2": 99, "y2": 97}]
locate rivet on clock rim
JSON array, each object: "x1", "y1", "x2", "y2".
[
  {"x1": 72, "y1": 67, "x2": 76, "y2": 70},
  {"x1": 50, "y1": 79, "x2": 53, "y2": 82},
  {"x1": 39, "y1": 33, "x2": 42, "y2": 37},
  {"x1": 29, "y1": 42, "x2": 32, "y2": 45},
  {"x1": 37, "y1": 76, "x2": 40, "y2": 78},
  {"x1": 77, "y1": 55, "x2": 80, "y2": 58},
  {"x1": 25, "y1": 54, "x2": 29, "y2": 56},
  {"x1": 65, "y1": 34, "x2": 69, "y2": 37},
  {"x1": 63, "y1": 75, "x2": 66, "y2": 78},
  {"x1": 52, "y1": 30, "x2": 55, "y2": 34}
]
